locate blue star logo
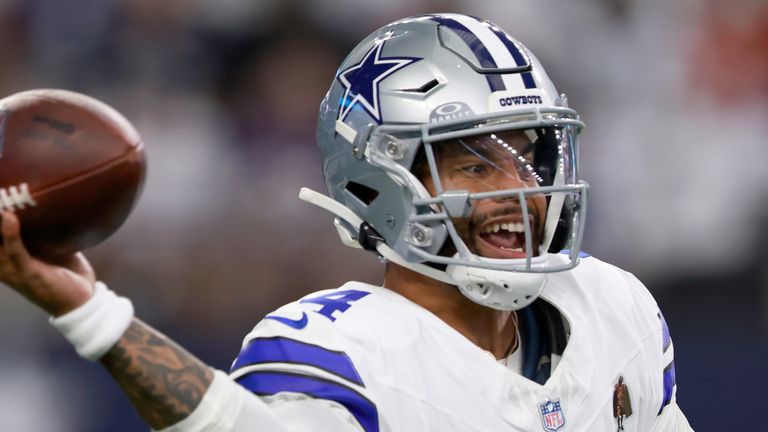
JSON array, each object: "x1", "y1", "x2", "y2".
[{"x1": 337, "y1": 39, "x2": 420, "y2": 123}]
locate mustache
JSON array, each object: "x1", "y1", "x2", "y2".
[{"x1": 468, "y1": 206, "x2": 538, "y2": 230}]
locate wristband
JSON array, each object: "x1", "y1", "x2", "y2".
[{"x1": 49, "y1": 281, "x2": 135, "y2": 361}]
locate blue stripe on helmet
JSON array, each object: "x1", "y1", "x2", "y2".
[
  {"x1": 236, "y1": 371, "x2": 379, "y2": 432},
  {"x1": 659, "y1": 361, "x2": 676, "y2": 414},
  {"x1": 230, "y1": 337, "x2": 364, "y2": 386},
  {"x1": 428, "y1": 16, "x2": 506, "y2": 92},
  {"x1": 483, "y1": 21, "x2": 537, "y2": 89}
]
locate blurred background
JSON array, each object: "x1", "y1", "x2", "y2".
[{"x1": 0, "y1": 0, "x2": 765, "y2": 430}]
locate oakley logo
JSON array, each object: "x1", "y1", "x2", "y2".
[{"x1": 430, "y1": 102, "x2": 474, "y2": 123}]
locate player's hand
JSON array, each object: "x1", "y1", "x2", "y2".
[{"x1": 0, "y1": 211, "x2": 96, "y2": 317}]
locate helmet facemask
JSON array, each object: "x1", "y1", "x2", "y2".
[
  {"x1": 416, "y1": 129, "x2": 554, "y2": 260},
  {"x1": 363, "y1": 111, "x2": 587, "y2": 310}
]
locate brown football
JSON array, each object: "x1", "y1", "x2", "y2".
[{"x1": 0, "y1": 89, "x2": 146, "y2": 257}]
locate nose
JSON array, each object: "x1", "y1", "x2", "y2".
[
  {"x1": 490, "y1": 192, "x2": 523, "y2": 206},
  {"x1": 490, "y1": 166, "x2": 533, "y2": 193}
]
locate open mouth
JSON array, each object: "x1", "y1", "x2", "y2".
[{"x1": 476, "y1": 219, "x2": 535, "y2": 259}]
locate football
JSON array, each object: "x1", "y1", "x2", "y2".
[{"x1": 0, "y1": 89, "x2": 146, "y2": 257}]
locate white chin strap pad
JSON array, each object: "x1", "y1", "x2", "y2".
[{"x1": 447, "y1": 264, "x2": 547, "y2": 311}]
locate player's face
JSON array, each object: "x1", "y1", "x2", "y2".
[{"x1": 422, "y1": 130, "x2": 548, "y2": 259}]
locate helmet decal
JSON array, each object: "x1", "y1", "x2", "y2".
[
  {"x1": 429, "y1": 102, "x2": 475, "y2": 123},
  {"x1": 336, "y1": 36, "x2": 421, "y2": 123}
]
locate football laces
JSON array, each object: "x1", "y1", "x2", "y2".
[{"x1": 0, "y1": 183, "x2": 37, "y2": 211}]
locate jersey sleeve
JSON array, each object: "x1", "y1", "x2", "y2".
[
  {"x1": 228, "y1": 290, "x2": 379, "y2": 432},
  {"x1": 156, "y1": 289, "x2": 379, "y2": 432},
  {"x1": 618, "y1": 269, "x2": 693, "y2": 429},
  {"x1": 657, "y1": 311, "x2": 677, "y2": 414},
  {"x1": 653, "y1": 401, "x2": 694, "y2": 431},
  {"x1": 154, "y1": 370, "x2": 364, "y2": 432},
  {"x1": 653, "y1": 311, "x2": 694, "y2": 430}
]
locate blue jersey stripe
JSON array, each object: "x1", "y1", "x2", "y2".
[
  {"x1": 230, "y1": 337, "x2": 364, "y2": 386},
  {"x1": 659, "y1": 361, "x2": 676, "y2": 414},
  {"x1": 428, "y1": 16, "x2": 506, "y2": 92},
  {"x1": 237, "y1": 371, "x2": 379, "y2": 432},
  {"x1": 482, "y1": 21, "x2": 537, "y2": 89},
  {"x1": 658, "y1": 312, "x2": 676, "y2": 414}
]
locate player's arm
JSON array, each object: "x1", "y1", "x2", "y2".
[
  {"x1": 0, "y1": 211, "x2": 215, "y2": 429},
  {"x1": 99, "y1": 318, "x2": 214, "y2": 429},
  {"x1": 0, "y1": 211, "x2": 361, "y2": 431},
  {"x1": 100, "y1": 320, "x2": 360, "y2": 432}
]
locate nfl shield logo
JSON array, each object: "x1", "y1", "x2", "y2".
[{"x1": 539, "y1": 399, "x2": 566, "y2": 431}]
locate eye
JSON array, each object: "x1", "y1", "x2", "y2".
[{"x1": 459, "y1": 163, "x2": 490, "y2": 176}]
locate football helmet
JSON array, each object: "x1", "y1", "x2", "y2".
[{"x1": 301, "y1": 13, "x2": 588, "y2": 310}]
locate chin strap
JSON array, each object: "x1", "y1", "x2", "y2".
[{"x1": 298, "y1": 187, "x2": 455, "y2": 285}]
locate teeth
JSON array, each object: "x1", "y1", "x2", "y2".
[
  {"x1": 501, "y1": 247, "x2": 524, "y2": 252},
  {"x1": 482, "y1": 222, "x2": 527, "y2": 234}
]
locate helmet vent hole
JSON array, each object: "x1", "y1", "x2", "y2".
[
  {"x1": 345, "y1": 181, "x2": 379, "y2": 205},
  {"x1": 403, "y1": 79, "x2": 439, "y2": 94}
]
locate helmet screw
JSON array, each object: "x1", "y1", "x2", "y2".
[
  {"x1": 382, "y1": 139, "x2": 405, "y2": 160},
  {"x1": 385, "y1": 213, "x2": 396, "y2": 228},
  {"x1": 352, "y1": 146, "x2": 360, "y2": 157},
  {"x1": 408, "y1": 223, "x2": 433, "y2": 247}
]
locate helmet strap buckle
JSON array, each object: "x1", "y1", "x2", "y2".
[{"x1": 358, "y1": 222, "x2": 385, "y2": 252}]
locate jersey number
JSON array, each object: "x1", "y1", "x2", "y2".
[{"x1": 300, "y1": 290, "x2": 370, "y2": 322}]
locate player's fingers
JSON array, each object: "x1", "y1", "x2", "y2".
[
  {"x1": 0, "y1": 214, "x2": 22, "y2": 284},
  {"x1": 0, "y1": 244, "x2": 15, "y2": 278},
  {"x1": 1, "y1": 211, "x2": 33, "y2": 274}
]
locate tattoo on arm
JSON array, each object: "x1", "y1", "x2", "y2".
[{"x1": 100, "y1": 318, "x2": 215, "y2": 430}]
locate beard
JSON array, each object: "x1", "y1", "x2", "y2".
[{"x1": 449, "y1": 199, "x2": 546, "y2": 258}]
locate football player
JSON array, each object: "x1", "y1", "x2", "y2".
[{"x1": 0, "y1": 13, "x2": 692, "y2": 432}]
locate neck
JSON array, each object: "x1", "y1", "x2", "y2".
[{"x1": 383, "y1": 263, "x2": 517, "y2": 360}]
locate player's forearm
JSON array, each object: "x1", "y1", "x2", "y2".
[{"x1": 99, "y1": 318, "x2": 214, "y2": 430}]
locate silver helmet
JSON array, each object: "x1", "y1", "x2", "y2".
[{"x1": 302, "y1": 13, "x2": 588, "y2": 310}]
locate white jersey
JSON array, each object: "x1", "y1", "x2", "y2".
[{"x1": 227, "y1": 254, "x2": 690, "y2": 432}]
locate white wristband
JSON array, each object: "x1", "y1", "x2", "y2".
[{"x1": 49, "y1": 281, "x2": 135, "y2": 361}]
